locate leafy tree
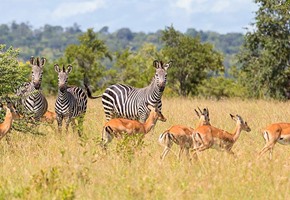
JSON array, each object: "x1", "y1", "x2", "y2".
[
  {"x1": 110, "y1": 43, "x2": 161, "y2": 88},
  {"x1": 237, "y1": 0, "x2": 290, "y2": 99},
  {"x1": 63, "y1": 28, "x2": 112, "y2": 91},
  {"x1": 0, "y1": 44, "x2": 28, "y2": 96},
  {"x1": 161, "y1": 26, "x2": 224, "y2": 96}
]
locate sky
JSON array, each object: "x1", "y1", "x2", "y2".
[{"x1": 1, "y1": 0, "x2": 258, "y2": 34}]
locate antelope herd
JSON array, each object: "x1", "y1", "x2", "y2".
[{"x1": 0, "y1": 57, "x2": 289, "y2": 161}]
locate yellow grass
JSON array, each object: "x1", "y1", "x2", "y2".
[{"x1": 0, "y1": 97, "x2": 289, "y2": 199}]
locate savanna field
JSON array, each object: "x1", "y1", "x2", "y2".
[{"x1": 0, "y1": 97, "x2": 289, "y2": 200}]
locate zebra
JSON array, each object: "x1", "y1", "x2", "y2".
[
  {"x1": 54, "y1": 64, "x2": 90, "y2": 135},
  {"x1": 101, "y1": 60, "x2": 172, "y2": 123},
  {"x1": 15, "y1": 56, "x2": 48, "y2": 121}
]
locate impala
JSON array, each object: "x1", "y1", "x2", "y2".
[
  {"x1": 0, "y1": 100, "x2": 20, "y2": 140},
  {"x1": 258, "y1": 123, "x2": 290, "y2": 160},
  {"x1": 102, "y1": 105, "x2": 166, "y2": 149},
  {"x1": 159, "y1": 107, "x2": 210, "y2": 161},
  {"x1": 192, "y1": 114, "x2": 251, "y2": 156},
  {"x1": 41, "y1": 110, "x2": 57, "y2": 124}
]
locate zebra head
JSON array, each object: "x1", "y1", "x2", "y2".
[
  {"x1": 153, "y1": 60, "x2": 172, "y2": 92},
  {"x1": 30, "y1": 56, "x2": 46, "y2": 90},
  {"x1": 55, "y1": 64, "x2": 73, "y2": 92}
]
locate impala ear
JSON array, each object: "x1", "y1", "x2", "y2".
[
  {"x1": 194, "y1": 109, "x2": 200, "y2": 118},
  {"x1": 54, "y1": 64, "x2": 60, "y2": 73},
  {"x1": 230, "y1": 114, "x2": 235, "y2": 120}
]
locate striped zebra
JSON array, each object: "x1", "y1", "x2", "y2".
[
  {"x1": 15, "y1": 56, "x2": 48, "y2": 121},
  {"x1": 101, "y1": 60, "x2": 172, "y2": 123},
  {"x1": 54, "y1": 64, "x2": 90, "y2": 135}
]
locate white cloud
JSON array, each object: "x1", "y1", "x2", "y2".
[
  {"x1": 173, "y1": 0, "x2": 255, "y2": 14},
  {"x1": 52, "y1": 0, "x2": 106, "y2": 19}
]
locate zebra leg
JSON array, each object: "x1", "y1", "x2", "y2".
[
  {"x1": 65, "y1": 117, "x2": 72, "y2": 134},
  {"x1": 71, "y1": 119, "x2": 77, "y2": 133},
  {"x1": 77, "y1": 114, "x2": 85, "y2": 137},
  {"x1": 56, "y1": 114, "x2": 63, "y2": 134}
]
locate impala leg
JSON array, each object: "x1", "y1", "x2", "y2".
[
  {"x1": 185, "y1": 148, "x2": 192, "y2": 161},
  {"x1": 101, "y1": 126, "x2": 113, "y2": 150},
  {"x1": 258, "y1": 143, "x2": 275, "y2": 160},
  {"x1": 160, "y1": 147, "x2": 171, "y2": 160},
  {"x1": 178, "y1": 147, "x2": 185, "y2": 161}
]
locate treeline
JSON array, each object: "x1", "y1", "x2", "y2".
[{"x1": 0, "y1": 22, "x2": 243, "y2": 67}]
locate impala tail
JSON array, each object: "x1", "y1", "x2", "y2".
[{"x1": 159, "y1": 131, "x2": 179, "y2": 146}]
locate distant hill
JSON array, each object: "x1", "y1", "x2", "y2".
[{"x1": 0, "y1": 22, "x2": 244, "y2": 69}]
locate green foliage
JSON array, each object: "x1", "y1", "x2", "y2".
[
  {"x1": 161, "y1": 26, "x2": 224, "y2": 96},
  {"x1": 64, "y1": 28, "x2": 112, "y2": 91},
  {"x1": 197, "y1": 76, "x2": 249, "y2": 100},
  {"x1": 237, "y1": 0, "x2": 290, "y2": 99},
  {"x1": 30, "y1": 167, "x2": 76, "y2": 199},
  {"x1": 41, "y1": 29, "x2": 113, "y2": 94},
  {"x1": 0, "y1": 44, "x2": 28, "y2": 96},
  {"x1": 109, "y1": 43, "x2": 162, "y2": 88},
  {"x1": 114, "y1": 133, "x2": 146, "y2": 163}
]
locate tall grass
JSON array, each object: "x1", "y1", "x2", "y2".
[{"x1": 0, "y1": 97, "x2": 289, "y2": 199}]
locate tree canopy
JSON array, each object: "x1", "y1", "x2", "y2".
[{"x1": 238, "y1": 0, "x2": 290, "y2": 99}]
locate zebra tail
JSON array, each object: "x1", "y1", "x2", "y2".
[{"x1": 84, "y1": 83, "x2": 102, "y2": 99}]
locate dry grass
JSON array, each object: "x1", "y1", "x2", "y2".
[{"x1": 0, "y1": 97, "x2": 289, "y2": 200}]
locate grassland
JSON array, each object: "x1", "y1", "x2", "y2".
[{"x1": 0, "y1": 97, "x2": 289, "y2": 200}]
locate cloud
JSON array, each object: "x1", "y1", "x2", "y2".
[
  {"x1": 173, "y1": 0, "x2": 255, "y2": 14},
  {"x1": 52, "y1": 0, "x2": 106, "y2": 19}
]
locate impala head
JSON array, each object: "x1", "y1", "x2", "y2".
[
  {"x1": 195, "y1": 107, "x2": 210, "y2": 125},
  {"x1": 230, "y1": 114, "x2": 251, "y2": 132},
  {"x1": 153, "y1": 60, "x2": 172, "y2": 92},
  {"x1": 30, "y1": 56, "x2": 46, "y2": 90},
  {"x1": 148, "y1": 105, "x2": 167, "y2": 123},
  {"x1": 0, "y1": 97, "x2": 20, "y2": 119},
  {"x1": 55, "y1": 64, "x2": 73, "y2": 92}
]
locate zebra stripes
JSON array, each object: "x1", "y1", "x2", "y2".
[
  {"x1": 54, "y1": 64, "x2": 88, "y2": 135},
  {"x1": 101, "y1": 60, "x2": 172, "y2": 122},
  {"x1": 16, "y1": 56, "x2": 48, "y2": 121}
]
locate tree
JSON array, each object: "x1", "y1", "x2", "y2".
[
  {"x1": 237, "y1": 0, "x2": 290, "y2": 99},
  {"x1": 110, "y1": 43, "x2": 161, "y2": 88},
  {"x1": 161, "y1": 26, "x2": 224, "y2": 96},
  {"x1": 64, "y1": 28, "x2": 112, "y2": 90},
  {"x1": 0, "y1": 44, "x2": 28, "y2": 96}
]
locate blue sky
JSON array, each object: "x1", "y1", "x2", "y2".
[{"x1": 1, "y1": 0, "x2": 258, "y2": 34}]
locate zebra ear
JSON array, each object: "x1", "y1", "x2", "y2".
[
  {"x1": 67, "y1": 65, "x2": 73, "y2": 74},
  {"x1": 54, "y1": 64, "x2": 60, "y2": 73},
  {"x1": 163, "y1": 60, "x2": 172, "y2": 70},
  {"x1": 30, "y1": 56, "x2": 35, "y2": 66},
  {"x1": 40, "y1": 57, "x2": 46, "y2": 68},
  {"x1": 153, "y1": 60, "x2": 159, "y2": 69},
  {"x1": 36, "y1": 57, "x2": 40, "y2": 67}
]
